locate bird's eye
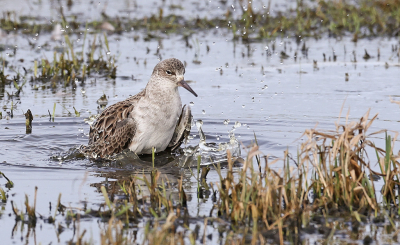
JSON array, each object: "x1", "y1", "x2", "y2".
[{"x1": 166, "y1": 70, "x2": 172, "y2": 75}]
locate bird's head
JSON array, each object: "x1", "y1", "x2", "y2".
[{"x1": 152, "y1": 58, "x2": 197, "y2": 97}]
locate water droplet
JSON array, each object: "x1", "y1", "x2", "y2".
[
  {"x1": 264, "y1": 46, "x2": 268, "y2": 50},
  {"x1": 190, "y1": 102, "x2": 194, "y2": 106},
  {"x1": 216, "y1": 26, "x2": 219, "y2": 29},
  {"x1": 196, "y1": 120, "x2": 203, "y2": 128},
  {"x1": 106, "y1": 51, "x2": 111, "y2": 55},
  {"x1": 242, "y1": 105, "x2": 245, "y2": 108},
  {"x1": 213, "y1": 42, "x2": 215, "y2": 45},
  {"x1": 217, "y1": 135, "x2": 220, "y2": 140},
  {"x1": 202, "y1": 110, "x2": 206, "y2": 114},
  {"x1": 266, "y1": 119, "x2": 269, "y2": 121},
  {"x1": 262, "y1": 85, "x2": 268, "y2": 90},
  {"x1": 263, "y1": 5, "x2": 266, "y2": 8},
  {"x1": 81, "y1": 89, "x2": 86, "y2": 94},
  {"x1": 75, "y1": 78, "x2": 79, "y2": 83},
  {"x1": 274, "y1": 92, "x2": 277, "y2": 95},
  {"x1": 223, "y1": 119, "x2": 230, "y2": 125},
  {"x1": 234, "y1": 121, "x2": 241, "y2": 128}
]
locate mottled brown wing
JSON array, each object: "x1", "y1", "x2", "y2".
[
  {"x1": 83, "y1": 92, "x2": 144, "y2": 158},
  {"x1": 89, "y1": 101, "x2": 134, "y2": 145},
  {"x1": 83, "y1": 117, "x2": 136, "y2": 157}
]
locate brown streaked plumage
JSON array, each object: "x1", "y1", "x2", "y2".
[{"x1": 80, "y1": 58, "x2": 197, "y2": 158}]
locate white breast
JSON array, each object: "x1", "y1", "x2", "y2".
[{"x1": 129, "y1": 88, "x2": 182, "y2": 154}]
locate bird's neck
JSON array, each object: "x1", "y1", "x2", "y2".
[
  {"x1": 145, "y1": 76, "x2": 179, "y2": 99},
  {"x1": 140, "y1": 76, "x2": 182, "y2": 118}
]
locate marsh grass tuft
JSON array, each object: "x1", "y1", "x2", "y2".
[
  {"x1": 10, "y1": 186, "x2": 38, "y2": 226},
  {"x1": 20, "y1": 33, "x2": 118, "y2": 93}
]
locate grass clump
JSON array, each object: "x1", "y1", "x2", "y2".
[
  {"x1": 10, "y1": 187, "x2": 38, "y2": 226},
  {"x1": 301, "y1": 109, "x2": 400, "y2": 214},
  {"x1": 31, "y1": 34, "x2": 117, "y2": 87}
]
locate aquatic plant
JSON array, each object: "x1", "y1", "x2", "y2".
[
  {"x1": 10, "y1": 187, "x2": 37, "y2": 226},
  {"x1": 0, "y1": 187, "x2": 6, "y2": 203},
  {"x1": 30, "y1": 33, "x2": 117, "y2": 87}
]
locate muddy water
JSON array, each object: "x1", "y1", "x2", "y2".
[{"x1": 1, "y1": 0, "x2": 400, "y2": 244}]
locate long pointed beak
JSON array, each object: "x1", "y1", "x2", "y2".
[{"x1": 178, "y1": 80, "x2": 198, "y2": 97}]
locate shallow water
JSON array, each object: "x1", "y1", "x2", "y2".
[{"x1": 1, "y1": 0, "x2": 400, "y2": 244}]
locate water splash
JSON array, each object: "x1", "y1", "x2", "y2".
[
  {"x1": 83, "y1": 114, "x2": 99, "y2": 127},
  {"x1": 179, "y1": 119, "x2": 241, "y2": 167}
]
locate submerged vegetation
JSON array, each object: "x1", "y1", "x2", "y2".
[{"x1": 2, "y1": 110, "x2": 400, "y2": 244}]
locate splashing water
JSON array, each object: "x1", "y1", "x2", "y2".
[
  {"x1": 179, "y1": 119, "x2": 241, "y2": 167},
  {"x1": 83, "y1": 114, "x2": 99, "y2": 127}
]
